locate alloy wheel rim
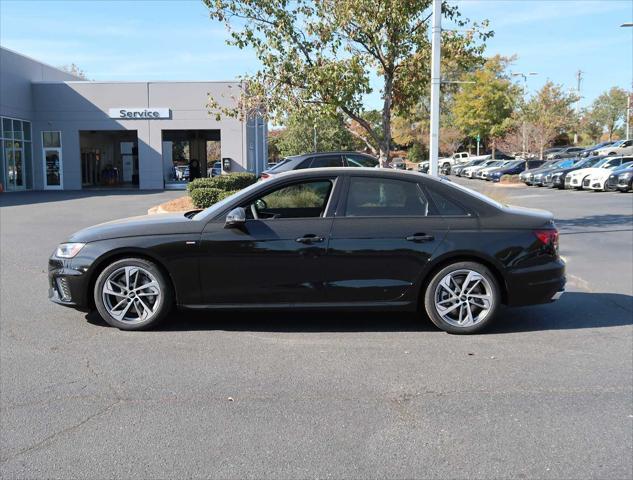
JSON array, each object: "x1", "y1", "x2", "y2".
[
  {"x1": 434, "y1": 269, "x2": 493, "y2": 328},
  {"x1": 102, "y1": 266, "x2": 161, "y2": 324}
]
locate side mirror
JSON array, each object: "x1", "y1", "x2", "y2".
[{"x1": 224, "y1": 207, "x2": 246, "y2": 228}]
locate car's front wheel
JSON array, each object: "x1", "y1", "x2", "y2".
[
  {"x1": 94, "y1": 258, "x2": 172, "y2": 330},
  {"x1": 424, "y1": 261, "x2": 500, "y2": 334}
]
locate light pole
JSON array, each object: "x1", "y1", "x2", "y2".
[
  {"x1": 428, "y1": 0, "x2": 442, "y2": 177},
  {"x1": 622, "y1": 23, "x2": 632, "y2": 139},
  {"x1": 512, "y1": 72, "x2": 538, "y2": 158}
]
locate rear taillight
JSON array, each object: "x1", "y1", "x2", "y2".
[
  {"x1": 534, "y1": 229, "x2": 559, "y2": 251},
  {"x1": 260, "y1": 172, "x2": 270, "y2": 179}
]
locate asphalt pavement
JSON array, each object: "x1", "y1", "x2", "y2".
[{"x1": 1, "y1": 183, "x2": 631, "y2": 479}]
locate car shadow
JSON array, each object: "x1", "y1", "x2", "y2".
[
  {"x1": 85, "y1": 291, "x2": 632, "y2": 334},
  {"x1": 0, "y1": 190, "x2": 178, "y2": 208},
  {"x1": 556, "y1": 213, "x2": 633, "y2": 233}
]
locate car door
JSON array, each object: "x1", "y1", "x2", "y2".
[
  {"x1": 325, "y1": 175, "x2": 448, "y2": 303},
  {"x1": 198, "y1": 176, "x2": 341, "y2": 305}
]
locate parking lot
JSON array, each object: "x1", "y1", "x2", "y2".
[{"x1": 1, "y1": 183, "x2": 632, "y2": 479}]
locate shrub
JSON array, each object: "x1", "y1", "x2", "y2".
[
  {"x1": 500, "y1": 174, "x2": 521, "y2": 184},
  {"x1": 190, "y1": 187, "x2": 238, "y2": 208},
  {"x1": 187, "y1": 173, "x2": 257, "y2": 193}
]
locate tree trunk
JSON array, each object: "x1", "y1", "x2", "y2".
[
  {"x1": 380, "y1": 74, "x2": 394, "y2": 168},
  {"x1": 491, "y1": 139, "x2": 496, "y2": 159}
]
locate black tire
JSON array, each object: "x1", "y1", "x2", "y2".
[
  {"x1": 94, "y1": 257, "x2": 173, "y2": 330},
  {"x1": 424, "y1": 261, "x2": 501, "y2": 334}
]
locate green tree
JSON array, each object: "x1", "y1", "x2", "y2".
[
  {"x1": 275, "y1": 111, "x2": 362, "y2": 157},
  {"x1": 451, "y1": 55, "x2": 520, "y2": 156},
  {"x1": 522, "y1": 81, "x2": 578, "y2": 157},
  {"x1": 579, "y1": 109, "x2": 603, "y2": 144},
  {"x1": 204, "y1": 0, "x2": 491, "y2": 165},
  {"x1": 588, "y1": 87, "x2": 628, "y2": 141}
]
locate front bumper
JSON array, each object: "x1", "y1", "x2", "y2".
[{"x1": 48, "y1": 257, "x2": 91, "y2": 310}]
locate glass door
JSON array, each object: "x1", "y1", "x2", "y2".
[
  {"x1": 44, "y1": 148, "x2": 63, "y2": 189},
  {"x1": 4, "y1": 141, "x2": 25, "y2": 191}
]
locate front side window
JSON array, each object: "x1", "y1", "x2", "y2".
[
  {"x1": 344, "y1": 177, "x2": 428, "y2": 217},
  {"x1": 245, "y1": 180, "x2": 333, "y2": 219}
]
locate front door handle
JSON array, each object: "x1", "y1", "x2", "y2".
[
  {"x1": 296, "y1": 234, "x2": 324, "y2": 244},
  {"x1": 405, "y1": 233, "x2": 435, "y2": 243}
]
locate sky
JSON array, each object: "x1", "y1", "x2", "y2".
[{"x1": 0, "y1": 0, "x2": 631, "y2": 110}]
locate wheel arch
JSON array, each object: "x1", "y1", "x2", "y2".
[
  {"x1": 416, "y1": 252, "x2": 509, "y2": 306},
  {"x1": 86, "y1": 248, "x2": 178, "y2": 310}
]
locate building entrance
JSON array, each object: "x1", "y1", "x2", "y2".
[{"x1": 80, "y1": 130, "x2": 138, "y2": 188}]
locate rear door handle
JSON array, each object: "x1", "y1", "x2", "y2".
[
  {"x1": 296, "y1": 234, "x2": 324, "y2": 244},
  {"x1": 405, "y1": 233, "x2": 435, "y2": 243}
]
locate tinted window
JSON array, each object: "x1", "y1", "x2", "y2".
[
  {"x1": 246, "y1": 180, "x2": 332, "y2": 219},
  {"x1": 426, "y1": 185, "x2": 470, "y2": 216},
  {"x1": 310, "y1": 155, "x2": 344, "y2": 168},
  {"x1": 345, "y1": 177, "x2": 428, "y2": 217},
  {"x1": 295, "y1": 158, "x2": 313, "y2": 169},
  {"x1": 344, "y1": 154, "x2": 379, "y2": 167}
]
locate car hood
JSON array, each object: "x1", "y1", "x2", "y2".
[
  {"x1": 69, "y1": 213, "x2": 203, "y2": 243},
  {"x1": 568, "y1": 167, "x2": 607, "y2": 178},
  {"x1": 587, "y1": 169, "x2": 613, "y2": 179}
]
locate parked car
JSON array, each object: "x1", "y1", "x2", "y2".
[
  {"x1": 584, "y1": 159, "x2": 633, "y2": 191},
  {"x1": 437, "y1": 152, "x2": 491, "y2": 171},
  {"x1": 49, "y1": 168, "x2": 565, "y2": 334},
  {"x1": 476, "y1": 161, "x2": 513, "y2": 180},
  {"x1": 451, "y1": 159, "x2": 487, "y2": 176},
  {"x1": 531, "y1": 158, "x2": 582, "y2": 186},
  {"x1": 578, "y1": 141, "x2": 615, "y2": 157},
  {"x1": 593, "y1": 139, "x2": 633, "y2": 157},
  {"x1": 260, "y1": 151, "x2": 379, "y2": 179},
  {"x1": 520, "y1": 160, "x2": 570, "y2": 185},
  {"x1": 461, "y1": 160, "x2": 499, "y2": 178},
  {"x1": 391, "y1": 158, "x2": 407, "y2": 170},
  {"x1": 565, "y1": 156, "x2": 631, "y2": 189},
  {"x1": 544, "y1": 156, "x2": 607, "y2": 188},
  {"x1": 487, "y1": 160, "x2": 544, "y2": 182},
  {"x1": 608, "y1": 165, "x2": 633, "y2": 192},
  {"x1": 208, "y1": 161, "x2": 222, "y2": 177},
  {"x1": 546, "y1": 146, "x2": 585, "y2": 159}
]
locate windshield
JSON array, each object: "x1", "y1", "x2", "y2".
[
  {"x1": 576, "y1": 157, "x2": 602, "y2": 168},
  {"x1": 594, "y1": 157, "x2": 616, "y2": 168},
  {"x1": 267, "y1": 158, "x2": 292, "y2": 172}
]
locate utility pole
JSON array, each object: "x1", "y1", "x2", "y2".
[
  {"x1": 313, "y1": 124, "x2": 317, "y2": 152},
  {"x1": 573, "y1": 70, "x2": 583, "y2": 145},
  {"x1": 428, "y1": 0, "x2": 442, "y2": 177}
]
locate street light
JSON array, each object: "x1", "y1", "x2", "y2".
[
  {"x1": 622, "y1": 22, "x2": 632, "y2": 139},
  {"x1": 512, "y1": 72, "x2": 538, "y2": 158}
]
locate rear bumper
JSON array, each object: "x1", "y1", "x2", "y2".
[{"x1": 505, "y1": 258, "x2": 566, "y2": 307}]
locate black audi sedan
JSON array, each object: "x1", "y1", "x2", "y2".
[
  {"x1": 49, "y1": 169, "x2": 565, "y2": 334},
  {"x1": 608, "y1": 165, "x2": 633, "y2": 192}
]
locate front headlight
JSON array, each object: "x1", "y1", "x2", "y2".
[{"x1": 55, "y1": 243, "x2": 85, "y2": 258}]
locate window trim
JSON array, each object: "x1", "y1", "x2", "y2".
[
  {"x1": 42, "y1": 130, "x2": 63, "y2": 190},
  {"x1": 1, "y1": 115, "x2": 33, "y2": 191}
]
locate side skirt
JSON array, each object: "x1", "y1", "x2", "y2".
[{"x1": 179, "y1": 301, "x2": 415, "y2": 311}]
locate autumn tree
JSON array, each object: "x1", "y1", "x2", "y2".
[
  {"x1": 204, "y1": 0, "x2": 491, "y2": 165},
  {"x1": 275, "y1": 111, "x2": 363, "y2": 156},
  {"x1": 451, "y1": 55, "x2": 519, "y2": 156},
  {"x1": 522, "y1": 81, "x2": 578, "y2": 158},
  {"x1": 587, "y1": 87, "x2": 628, "y2": 141}
]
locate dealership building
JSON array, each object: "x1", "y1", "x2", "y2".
[{"x1": 0, "y1": 47, "x2": 267, "y2": 191}]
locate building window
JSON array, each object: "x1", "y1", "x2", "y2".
[
  {"x1": 1, "y1": 116, "x2": 32, "y2": 191},
  {"x1": 42, "y1": 131, "x2": 63, "y2": 189}
]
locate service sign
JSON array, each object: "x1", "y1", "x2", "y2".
[{"x1": 109, "y1": 108, "x2": 171, "y2": 119}]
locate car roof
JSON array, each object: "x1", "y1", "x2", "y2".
[
  {"x1": 286, "y1": 151, "x2": 377, "y2": 160},
  {"x1": 271, "y1": 166, "x2": 429, "y2": 181}
]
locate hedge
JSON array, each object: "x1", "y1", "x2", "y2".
[
  {"x1": 190, "y1": 188, "x2": 239, "y2": 209},
  {"x1": 187, "y1": 173, "x2": 257, "y2": 193}
]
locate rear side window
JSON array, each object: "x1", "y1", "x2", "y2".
[
  {"x1": 345, "y1": 177, "x2": 429, "y2": 217},
  {"x1": 310, "y1": 155, "x2": 344, "y2": 168},
  {"x1": 344, "y1": 154, "x2": 379, "y2": 168},
  {"x1": 425, "y1": 185, "x2": 470, "y2": 216}
]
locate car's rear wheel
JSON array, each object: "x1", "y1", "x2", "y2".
[
  {"x1": 424, "y1": 261, "x2": 500, "y2": 334},
  {"x1": 94, "y1": 258, "x2": 172, "y2": 330}
]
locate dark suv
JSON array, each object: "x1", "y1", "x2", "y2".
[{"x1": 261, "y1": 151, "x2": 379, "y2": 179}]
